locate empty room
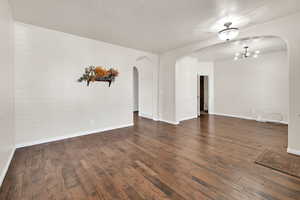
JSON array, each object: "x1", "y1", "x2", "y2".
[{"x1": 1, "y1": 0, "x2": 300, "y2": 199}]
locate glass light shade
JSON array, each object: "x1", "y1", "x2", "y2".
[{"x1": 218, "y1": 28, "x2": 239, "y2": 41}]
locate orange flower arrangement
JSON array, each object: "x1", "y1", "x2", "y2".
[
  {"x1": 78, "y1": 65, "x2": 119, "y2": 87},
  {"x1": 95, "y1": 66, "x2": 109, "y2": 77},
  {"x1": 109, "y1": 68, "x2": 119, "y2": 77}
]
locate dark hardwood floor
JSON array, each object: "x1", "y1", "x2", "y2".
[{"x1": 1, "y1": 114, "x2": 300, "y2": 200}]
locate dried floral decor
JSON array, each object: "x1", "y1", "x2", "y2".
[{"x1": 78, "y1": 66, "x2": 119, "y2": 87}]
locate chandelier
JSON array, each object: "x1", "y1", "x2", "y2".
[
  {"x1": 218, "y1": 22, "x2": 239, "y2": 41},
  {"x1": 234, "y1": 46, "x2": 260, "y2": 60}
]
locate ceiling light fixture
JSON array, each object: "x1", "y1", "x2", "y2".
[
  {"x1": 234, "y1": 46, "x2": 260, "y2": 60},
  {"x1": 218, "y1": 22, "x2": 239, "y2": 41}
]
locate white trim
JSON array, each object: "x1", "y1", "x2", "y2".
[
  {"x1": 0, "y1": 148, "x2": 15, "y2": 187},
  {"x1": 212, "y1": 112, "x2": 255, "y2": 121},
  {"x1": 266, "y1": 119, "x2": 289, "y2": 125},
  {"x1": 212, "y1": 112, "x2": 288, "y2": 125},
  {"x1": 287, "y1": 148, "x2": 300, "y2": 156},
  {"x1": 179, "y1": 115, "x2": 198, "y2": 122},
  {"x1": 159, "y1": 119, "x2": 179, "y2": 125},
  {"x1": 139, "y1": 113, "x2": 153, "y2": 120},
  {"x1": 139, "y1": 113, "x2": 179, "y2": 124},
  {"x1": 138, "y1": 113, "x2": 179, "y2": 124},
  {"x1": 16, "y1": 123, "x2": 134, "y2": 148}
]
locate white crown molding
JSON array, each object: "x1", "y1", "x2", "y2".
[
  {"x1": 0, "y1": 148, "x2": 15, "y2": 188},
  {"x1": 16, "y1": 123, "x2": 134, "y2": 149}
]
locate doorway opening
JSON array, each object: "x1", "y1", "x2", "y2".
[
  {"x1": 133, "y1": 67, "x2": 139, "y2": 119},
  {"x1": 198, "y1": 75, "x2": 209, "y2": 116}
]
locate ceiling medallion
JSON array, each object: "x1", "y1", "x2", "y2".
[
  {"x1": 218, "y1": 22, "x2": 239, "y2": 41},
  {"x1": 234, "y1": 46, "x2": 260, "y2": 60}
]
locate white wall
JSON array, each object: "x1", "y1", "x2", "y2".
[
  {"x1": 175, "y1": 57, "x2": 214, "y2": 122},
  {"x1": 0, "y1": 0, "x2": 15, "y2": 186},
  {"x1": 214, "y1": 51, "x2": 289, "y2": 123},
  {"x1": 14, "y1": 22, "x2": 159, "y2": 147}
]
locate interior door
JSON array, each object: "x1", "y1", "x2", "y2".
[{"x1": 200, "y1": 76, "x2": 204, "y2": 112}]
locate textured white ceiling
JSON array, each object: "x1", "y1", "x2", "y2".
[
  {"x1": 191, "y1": 36, "x2": 287, "y2": 61},
  {"x1": 10, "y1": 0, "x2": 300, "y2": 53}
]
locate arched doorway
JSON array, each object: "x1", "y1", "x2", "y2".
[{"x1": 175, "y1": 36, "x2": 289, "y2": 125}]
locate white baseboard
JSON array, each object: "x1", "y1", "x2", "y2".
[
  {"x1": 287, "y1": 148, "x2": 300, "y2": 156},
  {"x1": 15, "y1": 115, "x2": 182, "y2": 149},
  {"x1": 0, "y1": 148, "x2": 15, "y2": 188},
  {"x1": 159, "y1": 119, "x2": 179, "y2": 125},
  {"x1": 266, "y1": 119, "x2": 288, "y2": 125},
  {"x1": 16, "y1": 123, "x2": 134, "y2": 148},
  {"x1": 138, "y1": 112, "x2": 179, "y2": 125},
  {"x1": 153, "y1": 118, "x2": 159, "y2": 121},
  {"x1": 179, "y1": 115, "x2": 198, "y2": 122},
  {"x1": 212, "y1": 112, "x2": 288, "y2": 125},
  {"x1": 212, "y1": 113, "x2": 253, "y2": 120},
  {"x1": 140, "y1": 115, "x2": 179, "y2": 125},
  {"x1": 139, "y1": 113, "x2": 153, "y2": 120},
  {"x1": 137, "y1": 112, "x2": 161, "y2": 122}
]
